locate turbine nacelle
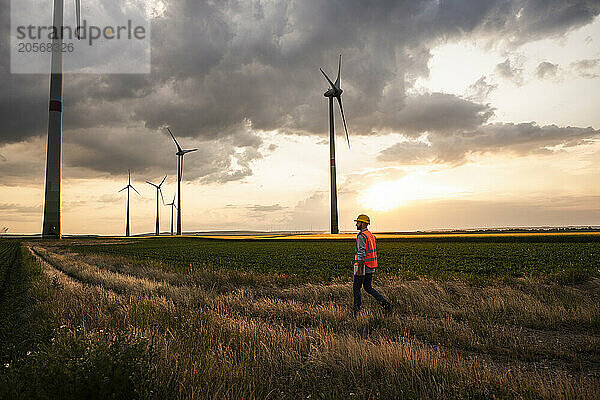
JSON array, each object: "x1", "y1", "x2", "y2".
[
  {"x1": 320, "y1": 54, "x2": 350, "y2": 148},
  {"x1": 166, "y1": 127, "x2": 198, "y2": 156},
  {"x1": 147, "y1": 174, "x2": 167, "y2": 204},
  {"x1": 177, "y1": 148, "x2": 198, "y2": 156},
  {"x1": 118, "y1": 170, "x2": 140, "y2": 195},
  {"x1": 165, "y1": 193, "x2": 177, "y2": 209},
  {"x1": 323, "y1": 87, "x2": 343, "y2": 98}
]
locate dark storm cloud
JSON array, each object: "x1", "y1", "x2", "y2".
[
  {"x1": 1, "y1": 0, "x2": 599, "y2": 178},
  {"x1": 379, "y1": 121, "x2": 600, "y2": 164},
  {"x1": 379, "y1": 91, "x2": 599, "y2": 166},
  {"x1": 391, "y1": 93, "x2": 495, "y2": 137},
  {"x1": 0, "y1": 73, "x2": 49, "y2": 144},
  {"x1": 536, "y1": 61, "x2": 559, "y2": 79},
  {"x1": 503, "y1": 0, "x2": 600, "y2": 42},
  {"x1": 0, "y1": 0, "x2": 48, "y2": 144},
  {"x1": 64, "y1": 126, "x2": 265, "y2": 183}
]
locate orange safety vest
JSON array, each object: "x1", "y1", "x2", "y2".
[{"x1": 354, "y1": 229, "x2": 378, "y2": 269}]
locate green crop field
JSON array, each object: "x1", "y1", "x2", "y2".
[
  {"x1": 2, "y1": 236, "x2": 600, "y2": 399},
  {"x1": 62, "y1": 234, "x2": 600, "y2": 282}
]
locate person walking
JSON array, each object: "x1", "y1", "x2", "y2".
[{"x1": 353, "y1": 214, "x2": 391, "y2": 316}]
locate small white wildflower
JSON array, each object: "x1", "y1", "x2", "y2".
[
  {"x1": 59, "y1": 325, "x2": 66, "y2": 329},
  {"x1": 4, "y1": 363, "x2": 9, "y2": 368},
  {"x1": 27, "y1": 351, "x2": 32, "y2": 356}
]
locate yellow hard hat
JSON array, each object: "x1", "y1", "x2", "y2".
[{"x1": 354, "y1": 214, "x2": 370, "y2": 224}]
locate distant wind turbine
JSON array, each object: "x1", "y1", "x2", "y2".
[
  {"x1": 42, "y1": 0, "x2": 81, "y2": 238},
  {"x1": 165, "y1": 193, "x2": 177, "y2": 236},
  {"x1": 146, "y1": 175, "x2": 167, "y2": 236},
  {"x1": 320, "y1": 54, "x2": 350, "y2": 234},
  {"x1": 166, "y1": 128, "x2": 198, "y2": 235},
  {"x1": 118, "y1": 170, "x2": 140, "y2": 237}
]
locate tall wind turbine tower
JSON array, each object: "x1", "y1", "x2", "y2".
[
  {"x1": 42, "y1": 0, "x2": 81, "y2": 238},
  {"x1": 320, "y1": 55, "x2": 350, "y2": 234},
  {"x1": 165, "y1": 193, "x2": 177, "y2": 236},
  {"x1": 147, "y1": 175, "x2": 167, "y2": 236},
  {"x1": 166, "y1": 128, "x2": 197, "y2": 235},
  {"x1": 118, "y1": 170, "x2": 140, "y2": 237}
]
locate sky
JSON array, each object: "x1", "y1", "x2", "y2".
[{"x1": 1, "y1": 0, "x2": 599, "y2": 235}]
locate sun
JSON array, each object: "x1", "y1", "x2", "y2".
[{"x1": 358, "y1": 175, "x2": 467, "y2": 212}]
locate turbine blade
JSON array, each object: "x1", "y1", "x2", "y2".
[
  {"x1": 131, "y1": 185, "x2": 141, "y2": 196},
  {"x1": 159, "y1": 188, "x2": 165, "y2": 205},
  {"x1": 336, "y1": 96, "x2": 350, "y2": 148},
  {"x1": 320, "y1": 68, "x2": 336, "y2": 90},
  {"x1": 75, "y1": 0, "x2": 81, "y2": 39},
  {"x1": 166, "y1": 127, "x2": 183, "y2": 152},
  {"x1": 118, "y1": 186, "x2": 128, "y2": 192},
  {"x1": 146, "y1": 181, "x2": 158, "y2": 188},
  {"x1": 335, "y1": 54, "x2": 341, "y2": 87},
  {"x1": 183, "y1": 148, "x2": 198, "y2": 154},
  {"x1": 159, "y1": 174, "x2": 167, "y2": 187}
]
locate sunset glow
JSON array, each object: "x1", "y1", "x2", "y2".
[{"x1": 358, "y1": 175, "x2": 467, "y2": 212}]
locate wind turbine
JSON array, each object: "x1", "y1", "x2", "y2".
[
  {"x1": 320, "y1": 54, "x2": 350, "y2": 234},
  {"x1": 118, "y1": 169, "x2": 140, "y2": 237},
  {"x1": 146, "y1": 175, "x2": 167, "y2": 236},
  {"x1": 41, "y1": 0, "x2": 81, "y2": 238},
  {"x1": 166, "y1": 128, "x2": 198, "y2": 235},
  {"x1": 165, "y1": 193, "x2": 177, "y2": 236}
]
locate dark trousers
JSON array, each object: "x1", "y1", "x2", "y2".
[{"x1": 353, "y1": 273, "x2": 387, "y2": 310}]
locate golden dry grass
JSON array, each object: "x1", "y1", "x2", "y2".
[{"x1": 22, "y1": 243, "x2": 600, "y2": 399}]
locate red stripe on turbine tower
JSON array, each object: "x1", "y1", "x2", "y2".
[{"x1": 330, "y1": 159, "x2": 336, "y2": 166}]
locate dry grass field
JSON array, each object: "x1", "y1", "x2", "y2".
[{"x1": 1, "y1": 237, "x2": 599, "y2": 399}]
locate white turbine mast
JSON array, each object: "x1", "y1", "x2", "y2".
[
  {"x1": 41, "y1": 0, "x2": 82, "y2": 238},
  {"x1": 118, "y1": 169, "x2": 141, "y2": 237},
  {"x1": 320, "y1": 54, "x2": 350, "y2": 234},
  {"x1": 147, "y1": 174, "x2": 167, "y2": 236},
  {"x1": 166, "y1": 127, "x2": 198, "y2": 235}
]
